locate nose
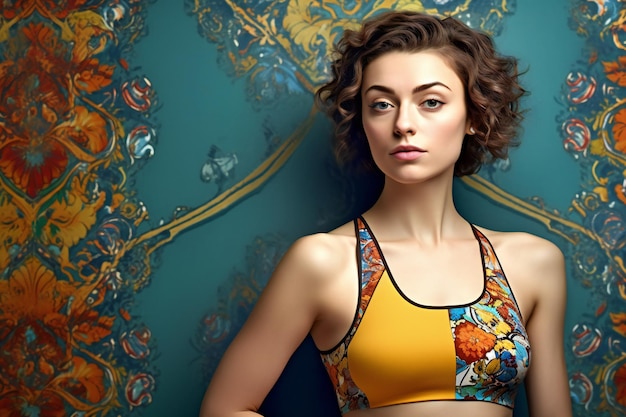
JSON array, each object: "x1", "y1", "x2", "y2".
[{"x1": 393, "y1": 103, "x2": 416, "y2": 137}]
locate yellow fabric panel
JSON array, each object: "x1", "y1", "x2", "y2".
[{"x1": 347, "y1": 271, "x2": 456, "y2": 408}]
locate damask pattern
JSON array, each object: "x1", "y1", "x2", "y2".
[
  {"x1": 5, "y1": 0, "x2": 622, "y2": 416},
  {"x1": 558, "y1": 1, "x2": 626, "y2": 415},
  {"x1": 0, "y1": 1, "x2": 319, "y2": 415},
  {"x1": 0, "y1": 1, "x2": 160, "y2": 415}
]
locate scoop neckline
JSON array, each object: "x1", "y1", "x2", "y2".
[{"x1": 358, "y1": 215, "x2": 487, "y2": 309}]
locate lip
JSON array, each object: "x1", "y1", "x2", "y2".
[{"x1": 390, "y1": 145, "x2": 426, "y2": 161}]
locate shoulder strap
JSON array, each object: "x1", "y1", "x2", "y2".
[
  {"x1": 470, "y1": 225, "x2": 526, "y2": 326},
  {"x1": 470, "y1": 225, "x2": 503, "y2": 274},
  {"x1": 347, "y1": 217, "x2": 385, "y2": 344}
]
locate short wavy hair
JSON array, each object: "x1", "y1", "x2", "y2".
[{"x1": 315, "y1": 10, "x2": 527, "y2": 176}]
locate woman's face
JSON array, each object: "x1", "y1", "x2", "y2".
[{"x1": 360, "y1": 50, "x2": 471, "y2": 184}]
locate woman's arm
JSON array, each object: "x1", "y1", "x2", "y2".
[
  {"x1": 522, "y1": 237, "x2": 572, "y2": 417},
  {"x1": 198, "y1": 235, "x2": 335, "y2": 417}
]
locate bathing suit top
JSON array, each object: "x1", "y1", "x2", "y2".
[{"x1": 319, "y1": 217, "x2": 530, "y2": 414}]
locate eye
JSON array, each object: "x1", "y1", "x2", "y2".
[
  {"x1": 422, "y1": 99, "x2": 443, "y2": 109},
  {"x1": 369, "y1": 101, "x2": 394, "y2": 111}
]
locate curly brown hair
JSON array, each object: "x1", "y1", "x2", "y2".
[{"x1": 315, "y1": 10, "x2": 527, "y2": 176}]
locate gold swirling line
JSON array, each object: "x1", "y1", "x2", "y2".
[
  {"x1": 460, "y1": 175, "x2": 590, "y2": 243},
  {"x1": 461, "y1": 175, "x2": 626, "y2": 276},
  {"x1": 127, "y1": 107, "x2": 318, "y2": 254}
]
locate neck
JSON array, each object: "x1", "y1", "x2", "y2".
[{"x1": 364, "y1": 173, "x2": 468, "y2": 244}]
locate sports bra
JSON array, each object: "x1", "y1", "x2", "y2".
[{"x1": 319, "y1": 217, "x2": 530, "y2": 414}]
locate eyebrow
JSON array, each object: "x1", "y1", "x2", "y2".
[{"x1": 363, "y1": 81, "x2": 451, "y2": 95}]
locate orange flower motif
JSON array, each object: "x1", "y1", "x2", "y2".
[
  {"x1": 455, "y1": 321, "x2": 496, "y2": 363},
  {"x1": 612, "y1": 108, "x2": 626, "y2": 154},
  {"x1": 486, "y1": 279, "x2": 516, "y2": 313},
  {"x1": 603, "y1": 56, "x2": 626, "y2": 87},
  {"x1": 0, "y1": 20, "x2": 115, "y2": 198},
  {"x1": 0, "y1": 257, "x2": 75, "y2": 321},
  {"x1": 0, "y1": 139, "x2": 69, "y2": 199},
  {"x1": 55, "y1": 106, "x2": 110, "y2": 155},
  {"x1": 56, "y1": 356, "x2": 107, "y2": 404},
  {"x1": 41, "y1": 175, "x2": 106, "y2": 250},
  {"x1": 0, "y1": 257, "x2": 114, "y2": 405}
]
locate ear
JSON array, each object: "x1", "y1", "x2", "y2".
[{"x1": 465, "y1": 119, "x2": 474, "y2": 135}]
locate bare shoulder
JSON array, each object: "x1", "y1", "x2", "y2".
[
  {"x1": 475, "y1": 226, "x2": 564, "y2": 271},
  {"x1": 475, "y1": 226, "x2": 567, "y2": 320},
  {"x1": 199, "y1": 221, "x2": 358, "y2": 416},
  {"x1": 278, "y1": 220, "x2": 356, "y2": 284}
]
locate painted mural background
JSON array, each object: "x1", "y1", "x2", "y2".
[{"x1": 0, "y1": 1, "x2": 622, "y2": 417}]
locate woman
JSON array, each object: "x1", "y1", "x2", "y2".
[{"x1": 199, "y1": 10, "x2": 572, "y2": 417}]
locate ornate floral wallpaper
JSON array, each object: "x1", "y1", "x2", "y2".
[
  {"x1": 0, "y1": 1, "x2": 160, "y2": 415},
  {"x1": 558, "y1": 2, "x2": 626, "y2": 415},
  {"x1": 0, "y1": 1, "x2": 623, "y2": 416}
]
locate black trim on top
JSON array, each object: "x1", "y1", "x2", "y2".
[
  {"x1": 359, "y1": 216, "x2": 487, "y2": 310},
  {"x1": 470, "y1": 226, "x2": 527, "y2": 324}
]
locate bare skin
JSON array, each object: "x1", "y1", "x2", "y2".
[{"x1": 199, "y1": 51, "x2": 572, "y2": 417}]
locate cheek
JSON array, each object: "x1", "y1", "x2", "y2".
[
  {"x1": 362, "y1": 113, "x2": 389, "y2": 139},
  {"x1": 362, "y1": 118, "x2": 377, "y2": 141},
  {"x1": 424, "y1": 113, "x2": 468, "y2": 141},
  {"x1": 362, "y1": 122, "x2": 388, "y2": 157}
]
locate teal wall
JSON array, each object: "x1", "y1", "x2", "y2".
[
  {"x1": 131, "y1": 1, "x2": 585, "y2": 416},
  {"x1": 3, "y1": 1, "x2": 624, "y2": 416}
]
